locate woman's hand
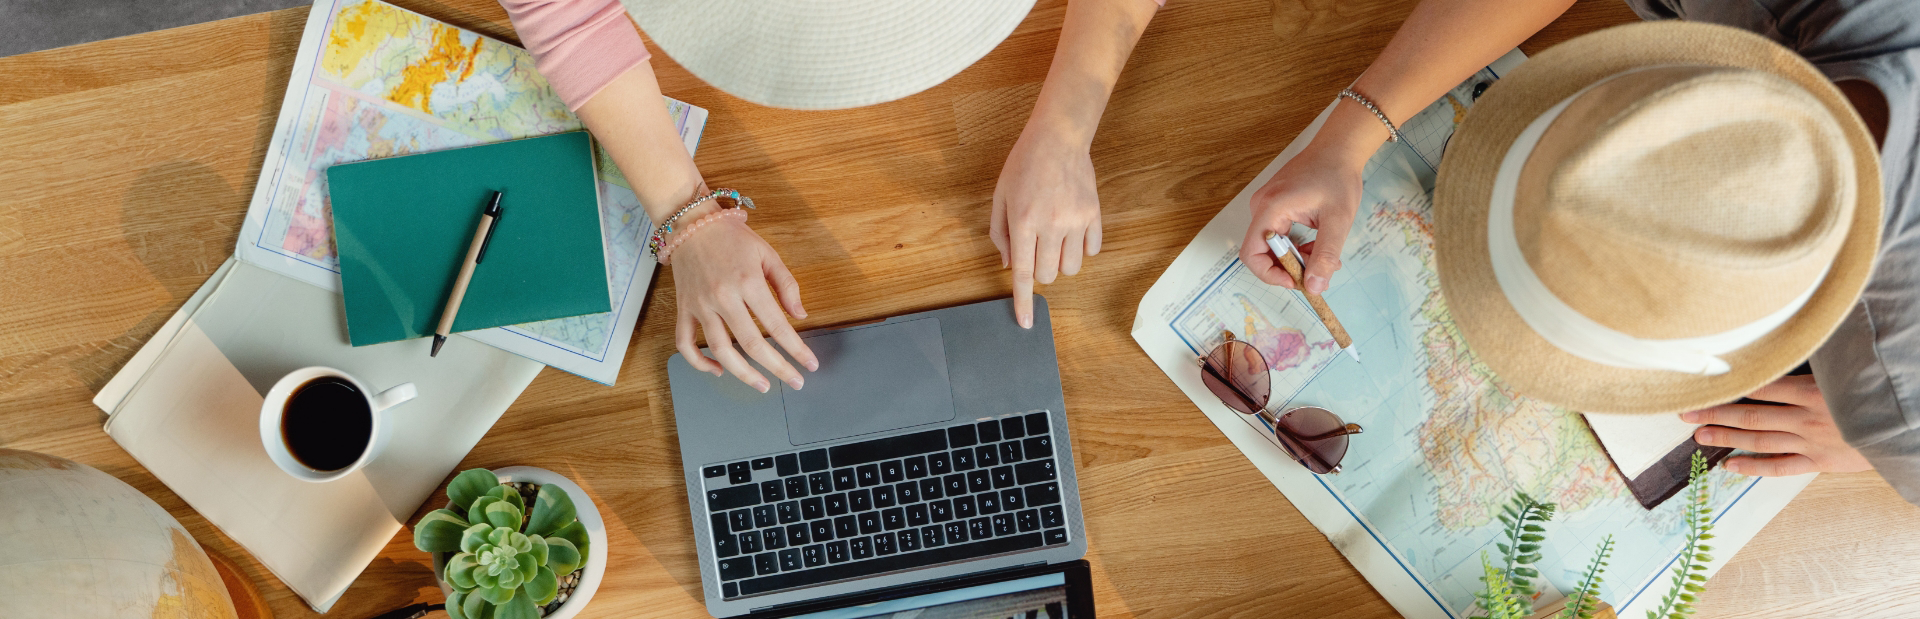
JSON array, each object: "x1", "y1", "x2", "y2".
[
  {"x1": 992, "y1": 128, "x2": 1101, "y2": 329},
  {"x1": 1241, "y1": 139, "x2": 1369, "y2": 293},
  {"x1": 670, "y1": 216, "x2": 817, "y2": 393},
  {"x1": 1682, "y1": 374, "x2": 1872, "y2": 476}
]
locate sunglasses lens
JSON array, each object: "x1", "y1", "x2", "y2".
[
  {"x1": 1201, "y1": 340, "x2": 1270, "y2": 416},
  {"x1": 1274, "y1": 406, "x2": 1350, "y2": 474}
]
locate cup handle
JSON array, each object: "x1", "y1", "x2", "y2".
[{"x1": 371, "y1": 382, "x2": 418, "y2": 412}]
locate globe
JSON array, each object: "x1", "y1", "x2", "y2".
[{"x1": 0, "y1": 449, "x2": 238, "y2": 619}]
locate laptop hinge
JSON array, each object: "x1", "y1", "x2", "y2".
[{"x1": 747, "y1": 561, "x2": 1050, "y2": 614}]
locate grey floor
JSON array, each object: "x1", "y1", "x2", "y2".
[{"x1": 1, "y1": 0, "x2": 314, "y2": 57}]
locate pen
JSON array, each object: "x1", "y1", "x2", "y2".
[
  {"x1": 431, "y1": 191, "x2": 504, "y2": 357},
  {"x1": 1264, "y1": 231, "x2": 1361, "y2": 363}
]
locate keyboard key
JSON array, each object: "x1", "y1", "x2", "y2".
[
  {"x1": 999, "y1": 441, "x2": 1023, "y2": 463},
  {"x1": 953, "y1": 495, "x2": 976, "y2": 519},
  {"x1": 881, "y1": 460, "x2": 905, "y2": 483},
  {"x1": 977, "y1": 420, "x2": 1002, "y2": 443},
  {"x1": 904, "y1": 456, "x2": 928, "y2": 479},
  {"x1": 724, "y1": 582, "x2": 739, "y2": 599},
  {"x1": 929, "y1": 499, "x2": 953, "y2": 522},
  {"x1": 929, "y1": 452, "x2": 952, "y2": 475},
  {"x1": 944, "y1": 521, "x2": 969, "y2": 543},
  {"x1": 752, "y1": 457, "x2": 774, "y2": 471},
  {"x1": 785, "y1": 476, "x2": 809, "y2": 499},
  {"x1": 728, "y1": 462, "x2": 752, "y2": 485},
  {"x1": 952, "y1": 449, "x2": 976, "y2": 471},
  {"x1": 967, "y1": 470, "x2": 992, "y2": 493},
  {"x1": 800, "y1": 449, "x2": 830, "y2": 473},
  {"x1": 874, "y1": 532, "x2": 896, "y2": 556},
  {"x1": 1025, "y1": 412, "x2": 1050, "y2": 436},
  {"x1": 714, "y1": 530, "x2": 739, "y2": 558},
  {"x1": 975, "y1": 445, "x2": 999, "y2": 467},
  {"x1": 1045, "y1": 528, "x2": 1068, "y2": 545},
  {"x1": 1001, "y1": 417, "x2": 1026, "y2": 439},
  {"x1": 832, "y1": 468, "x2": 856, "y2": 491},
  {"x1": 948, "y1": 424, "x2": 977, "y2": 448},
  {"x1": 825, "y1": 493, "x2": 849, "y2": 516},
  {"x1": 991, "y1": 466, "x2": 1016, "y2": 489},
  {"x1": 873, "y1": 485, "x2": 896, "y2": 508},
  {"x1": 897, "y1": 529, "x2": 920, "y2": 552},
  {"x1": 968, "y1": 517, "x2": 992, "y2": 540},
  {"x1": 729, "y1": 509, "x2": 753, "y2": 533},
  {"x1": 706, "y1": 484, "x2": 762, "y2": 511},
  {"x1": 802, "y1": 497, "x2": 825, "y2": 520},
  {"x1": 809, "y1": 472, "x2": 833, "y2": 494},
  {"x1": 777, "y1": 501, "x2": 801, "y2": 524},
  {"x1": 835, "y1": 516, "x2": 858, "y2": 539},
  {"x1": 921, "y1": 525, "x2": 945, "y2": 548},
  {"x1": 1025, "y1": 483, "x2": 1062, "y2": 507},
  {"x1": 809, "y1": 519, "x2": 834, "y2": 542},
  {"x1": 802, "y1": 544, "x2": 825, "y2": 567},
  {"x1": 1001, "y1": 488, "x2": 1025, "y2": 511},
  {"x1": 712, "y1": 512, "x2": 735, "y2": 537},
  {"x1": 895, "y1": 481, "x2": 919, "y2": 504},
  {"x1": 718, "y1": 557, "x2": 754, "y2": 581},
  {"x1": 857, "y1": 511, "x2": 881, "y2": 535},
  {"x1": 763, "y1": 527, "x2": 786, "y2": 550},
  {"x1": 779, "y1": 548, "x2": 802, "y2": 571},
  {"x1": 786, "y1": 522, "x2": 810, "y2": 545},
  {"x1": 1041, "y1": 505, "x2": 1064, "y2": 528},
  {"x1": 1015, "y1": 459, "x2": 1057, "y2": 485},
  {"x1": 921, "y1": 478, "x2": 944, "y2": 500},
  {"x1": 740, "y1": 531, "x2": 762, "y2": 554},
  {"x1": 827, "y1": 540, "x2": 849, "y2": 563},
  {"x1": 907, "y1": 503, "x2": 930, "y2": 526},
  {"x1": 849, "y1": 489, "x2": 872, "y2": 512},
  {"x1": 775, "y1": 454, "x2": 799, "y2": 477},
  {"x1": 882, "y1": 507, "x2": 905, "y2": 530},
  {"x1": 849, "y1": 536, "x2": 872, "y2": 560},
  {"x1": 1023, "y1": 436, "x2": 1053, "y2": 457},
  {"x1": 830, "y1": 429, "x2": 950, "y2": 468},
  {"x1": 1017, "y1": 509, "x2": 1040, "y2": 532},
  {"x1": 976, "y1": 492, "x2": 1000, "y2": 515},
  {"x1": 753, "y1": 505, "x2": 777, "y2": 528},
  {"x1": 737, "y1": 533, "x2": 1053, "y2": 597},
  {"x1": 943, "y1": 474, "x2": 968, "y2": 497},
  {"x1": 856, "y1": 464, "x2": 880, "y2": 487},
  {"x1": 703, "y1": 465, "x2": 727, "y2": 479},
  {"x1": 761, "y1": 479, "x2": 785, "y2": 502},
  {"x1": 993, "y1": 513, "x2": 1016, "y2": 536}
]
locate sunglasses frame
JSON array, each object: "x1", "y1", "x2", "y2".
[{"x1": 1197, "y1": 331, "x2": 1363, "y2": 473}]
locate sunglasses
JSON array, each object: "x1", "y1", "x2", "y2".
[{"x1": 1197, "y1": 331, "x2": 1363, "y2": 474}]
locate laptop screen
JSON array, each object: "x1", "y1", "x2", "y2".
[{"x1": 747, "y1": 561, "x2": 1093, "y2": 619}]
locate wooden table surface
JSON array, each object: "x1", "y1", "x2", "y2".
[{"x1": 4, "y1": 0, "x2": 1918, "y2": 617}]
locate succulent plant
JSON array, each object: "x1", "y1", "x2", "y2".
[{"x1": 414, "y1": 469, "x2": 590, "y2": 619}]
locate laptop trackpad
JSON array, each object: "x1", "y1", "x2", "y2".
[{"x1": 783, "y1": 317, "x2": 957, "y2": 445}]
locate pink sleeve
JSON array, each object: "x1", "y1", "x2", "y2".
[{"x1": 499, "y1": 0, "x2": 650, "y2": 111}]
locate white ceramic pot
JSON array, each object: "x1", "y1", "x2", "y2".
[{"x1": 436, "y1": 466, "x2": 608, "y2": 619}]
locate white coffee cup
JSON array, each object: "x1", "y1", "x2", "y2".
[{"x1": 259, "y1": 366, "x2": 416, "y2": 482}]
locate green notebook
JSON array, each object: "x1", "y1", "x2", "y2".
[{"x1": 327, "y1": 131, "x2": 610, "y2": 347}]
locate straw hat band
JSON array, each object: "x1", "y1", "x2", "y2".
[{"x1": 1487, "y1": 68, "x2": 1833, "y2": 375}]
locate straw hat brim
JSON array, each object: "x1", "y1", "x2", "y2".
[{"x1": 1433, "y1": 21, "x2": 1884, "y2": 414}]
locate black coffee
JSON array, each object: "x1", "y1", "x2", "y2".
[{"x1": 281, "y1": 376, "x2": 374, "y2": 472}]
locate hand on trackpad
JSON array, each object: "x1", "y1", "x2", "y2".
[{"x1": 782, "y1": 317, "x2": 958, "y2": 445}]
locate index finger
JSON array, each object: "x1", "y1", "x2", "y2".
[
  {"x1": 1011, "y1": 230, "x2": 1036, "y2": 329},
  {"x1": 1240, "y1": 226, "x2": 1293, "y2": 288},
  {"x1": 1681, "y1": 402, "x2": 1803, "y2": 432},
  {"x1": 1744, "y1": 374, "x2": 1821, "y2": 407}
]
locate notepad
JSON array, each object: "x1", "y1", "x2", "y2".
[{"x1": 327, "y1": 131, "x2": 611, "y2": 347}]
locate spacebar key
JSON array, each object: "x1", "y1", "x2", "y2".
[
  {"x1": 828, "y1": 429, "x2": 949, "y2": 467},
  {"x1": 737, "y1": 533, "x2": 1043, "y2": 596}
]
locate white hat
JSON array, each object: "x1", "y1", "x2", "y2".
[{"x1": 620, "y1": 0, "x2": 1037, "y2": 110}]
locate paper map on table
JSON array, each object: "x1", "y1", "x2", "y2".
[
  {"x1": 1132, "y1": 49, "x2": 1814, "y2": 618},
  {"x1": 239, "y1": 0, "x2": 706, "y2": 383}
]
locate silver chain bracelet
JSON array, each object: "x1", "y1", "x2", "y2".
[{"x1": 1338, "y1": 87, "x2": 1405, "y2": 143}]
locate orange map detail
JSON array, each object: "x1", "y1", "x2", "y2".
[{"x1": 385, "y1": 23, "x2": 482, "y2": 114}]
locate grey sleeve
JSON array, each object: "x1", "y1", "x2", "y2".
[{"x1": 1812, "y1": 296, "x2": 1920, "y2": 506}]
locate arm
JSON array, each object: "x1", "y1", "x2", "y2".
[
  {"x1": 993, "y1": 0, "x2": 1161, "y2": 328},
  {"x1": 1242, "y1": 0, "x2": 1576, "y2": 292}
]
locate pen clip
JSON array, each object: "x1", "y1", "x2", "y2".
[{"x1": 476, "y1": 192, "x2": 504, "y2": 264}]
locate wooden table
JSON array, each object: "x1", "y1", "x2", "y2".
[{"x1": 4, "y1": 0, "x2": 1917, "y2": 617}]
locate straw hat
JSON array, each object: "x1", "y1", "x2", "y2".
[
  {"x1": 618, "y1": 0, "x2": 1036, "y2": 110},
  {"x1": 1433, "y1": 21, "x2": 1883, "y2": 414}
]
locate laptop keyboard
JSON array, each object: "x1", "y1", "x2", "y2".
[{"x1": 700, "y1": 411, "x2": 1070, "y2": 599}]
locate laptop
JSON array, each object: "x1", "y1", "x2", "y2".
[{"x1": 668, "y1": 297, "x2": 1091, "y2": 617}]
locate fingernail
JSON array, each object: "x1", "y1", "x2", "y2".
[
  {"x1": 1019, "y1": 314, "x2": 1032, "y2": 329},
  {"x1": 788, "y1": 376, "x2": 804, "y2": 390},
  {"x1": 1306, "y1": 275, "x2": 1329, "y2": 295},
  {"x1": 1725, "y1": 460, "x2": 1743, "y2": 474},
  {"x1": 1679, "y1": 411, "x2": 1700, "y2": 423},
  {"x1": 1696, "y1": 427, "x2": 1715, "y2": 442},
  {"x1": 806, "y1": 359, "x2": 820, "y2": 372},
  {"x1": 754, "y1": 380, "x2": 770, "y2": 393}
]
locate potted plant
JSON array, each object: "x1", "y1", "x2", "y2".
[{"x1": 414, "y1": 467, "x2": 607, "y2": 619}]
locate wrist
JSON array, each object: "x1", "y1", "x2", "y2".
[
  {"x1": 1018, "y1": 103, "x2": 1098, "y2": 153},
  {"x1": 1307, "y1": 102, "x2": 1394, "y2": 166}
]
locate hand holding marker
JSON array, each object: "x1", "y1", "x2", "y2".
[{"x1": 1264, "y1": 231, "x2": 1360, "y2": 363}]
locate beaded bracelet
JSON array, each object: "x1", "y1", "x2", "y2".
[
  {"x1": 657, "y1": 209, "x2": 748, "y2": 266},
  {"x1": 648, "y1": 188, "x2": 756, "y2": 259},
  {"x1": 1337, "y1": 87, "x2": 1406, "y2": 143}
]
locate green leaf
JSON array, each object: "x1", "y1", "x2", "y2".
[
  {"x1": 447, "y1": 469, "x2": 499, "y2": 511},
  {"x1": 468, "y1": 495, "x2": 502, "y2": 526},
  {"x1": 1513, "y1": 567, "x2": 1538, "y2": 578},
  {"x1": 525, "y1": 566, "x2": 559, "y2": 606},
  {"x1": 461, "y1": 523, "x2": 495, "y2": 554},
  {"x1": 516, "y1": 549, "x2": 539, "y2": 584},
  {"x1": 446, "y1": 590, "x2": 469, "y2": 619},
  {"x1": 1496, "y1": 543, "x2": 1511, "y2": 555},
  {"x1": 1520, "y1": 534, "x2": 1545, "y2": 542},
  {"x1": 485, "y1": 500, "x2": 525, "y2": 530},
  {"x1": 494, "y1": 588, "x2": 540, "y2": 619},
  {"x1": 546, "y1": 536, "x2": 583, "y2": 576},
  {"x1": 415, "y1": 509, "x2": 471, "y2": 553},
  {"x1": 485, "y1": 484, "x2": 526, "y2": 517},
  {"x1": 447, "y1": 552, "x2": 480, "y2": 590},
  {"x1": 1522, "y1": 524, "x2": 1546, "y2": 532},
  {"x1": 550, "y1": 520, "x2": 592, "y2": 559},
  {"x1": 481, "y1": 581, "x2": 517, "y2": 605},
  {"x1": 1516, "y1": 544, "x2": 1540, "y2": 554},
  {"x1": 527, "y1": 534, "x2": 550, "y2": 566},
  {"x1": 527, "y1": 484, "x2": 579, "y2": 537},
  {"x1": 461, "y1": 589, "x2": 489, "y2": 619}
]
